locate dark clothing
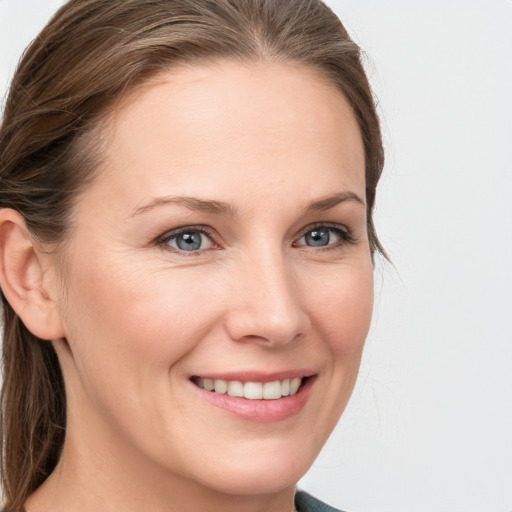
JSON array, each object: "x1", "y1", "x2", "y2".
[{"x1": 295, "y1": 490, "x2": 346, "y2": 512}]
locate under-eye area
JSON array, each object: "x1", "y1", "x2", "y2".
[{"x1": 190, "y1": 376, "x2": 314, "y2": 400}]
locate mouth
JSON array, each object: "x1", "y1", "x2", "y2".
[
  {"x1": 190, "y1": 376, "x2": 308, "y2": 400},
  {"x1": 188, "y1": 372, "x2": 315, "y2": 422}
]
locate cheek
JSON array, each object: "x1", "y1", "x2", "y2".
[
  {"x1": 310, "y1": 263, "x2": 373, "y2": 356},
  {"x1": 60, "y1": 254, "x2": 222, "y2": 389}
]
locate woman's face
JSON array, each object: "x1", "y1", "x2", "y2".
[{"x1": 52, "y1": 60, "x2": 373, "y2": 497}]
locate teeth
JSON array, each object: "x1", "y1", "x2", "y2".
[
  {"x1": 203, "y1": 378, "x2": 215, "y2": 391},
  {"x1": 244, "y1": 381, "x2": 263, "y2": 399},
  {"x1": 195, "y1": 377, "x2": 304, "y2": 400},
  {"x1": 290, "y1": 377, "x2": 301, "y2": 395},
  {"x1": 227, "y1": 381, "x2": 244, "y2": 397},
  {"x1": 214, "y1": 379, "x2": 227, "y2": 395},
  {"x1": 281, "y1": 379, "x2": 290, "y2": 396},
  {"x1": 263, "y1": 380, "x2": 281, "y2": 399}
]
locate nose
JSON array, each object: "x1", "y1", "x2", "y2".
[{"x1": 224, "y1": 248, "x2": 311, "y2": 347}]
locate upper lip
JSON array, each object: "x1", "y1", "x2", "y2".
[{"x1": 189, "y1": 370, "x2": 316, "y2": 383}]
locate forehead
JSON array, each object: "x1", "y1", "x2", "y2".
[{"x1": 82, "y1": 60, "x2": 365, "y2": 213}]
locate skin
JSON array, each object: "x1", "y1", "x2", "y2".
[{"x1": 15, "y1": 60, "x2": 373, "y2": 512}]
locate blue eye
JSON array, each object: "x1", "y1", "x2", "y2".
[
  {"x1": 162, "y1": 229, "x2": 214, "y2": 252},
  {"x1": 296, "y1": 225, "x2": 351, "y2": 248},
  {"x1": 304, "y1": 228, "x2": 331, "y2": 247}
]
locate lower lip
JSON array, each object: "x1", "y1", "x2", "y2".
[{"x1": 191, "y1": 377, "x2": 315, "y2": 423}]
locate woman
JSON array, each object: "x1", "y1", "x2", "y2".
[{"x1": 0, "y1": 0, "x2": 385, "y2": 511}]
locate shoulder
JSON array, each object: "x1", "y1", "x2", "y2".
[{"x1": 295, "y1": 490, "x2": 348, "y2": 512}]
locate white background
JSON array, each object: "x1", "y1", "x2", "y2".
[{"x1": 1, "y1": 1, "x2": 511, "y2": 511}]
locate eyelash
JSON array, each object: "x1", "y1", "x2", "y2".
[
  {"x1": 157, "y1": 225, "x2": 218, "y2": 256},
  {"x1": 293, "y1": 223, "x2": 355, "y2": 251},
  {"x1": 156, "y1": 223, "x2": 355, "y2": 255}
]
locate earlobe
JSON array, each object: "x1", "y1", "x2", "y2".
[{"x1": 0, "y1": 208, "x2": 65, "y2": 341}]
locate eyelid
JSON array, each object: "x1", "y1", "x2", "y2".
[
  {"x1": 293, "y1": 222, "x2": 355, "y2": 248},
  {"x1": 156, "y1": 225, "x2": 220, "y2": 254},
  {"x1": 155, "y1": 221, "x2": 355, "y2": 255}
]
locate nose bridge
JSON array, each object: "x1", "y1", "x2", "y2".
[{"x1": 226, "y1": 242, "x2": 309, "y2": 346}]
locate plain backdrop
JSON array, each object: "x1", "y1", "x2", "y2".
[{"x1": 1, "y1": 1, "x2": 511, "y2": 511}]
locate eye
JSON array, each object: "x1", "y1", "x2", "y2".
[
  {"x1": 159, "y1": 228, "x2": 215, "y2": 253},
  {"x1": 294, "y1": 225, "x2": 353, "y2": 249}
]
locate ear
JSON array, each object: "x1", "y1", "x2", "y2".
[{"x1": 0, "y1": 208, "x2": 65, "y2": 341}]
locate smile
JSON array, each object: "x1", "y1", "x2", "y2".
[
  {"x1": 189, "y1": 372, "x2": 315, "y2": 422},
  {"x1": 192, "y1": 376, "x2": 303, "y2": 400}
]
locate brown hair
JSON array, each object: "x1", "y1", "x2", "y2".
[{"x1": 0, "y1": 0, "x2": 385, "y2": 509}]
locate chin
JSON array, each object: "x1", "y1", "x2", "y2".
[
  {"x1": 181, "y1": 438, "x2": 318, "y2": 497},
  {"x1": 197, "y1": 462, "x2": 304, "y2": 497}
]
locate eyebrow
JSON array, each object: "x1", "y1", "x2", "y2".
[
  {"x1": 304, "y1": 191, "x2": 366, "y2": 212},
  {"x1": 131, "y1": 196, "x2": 237, "y2": 217},
  {"x1": 131, "y1": 190, "x2": 365, "y2": 217}
]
